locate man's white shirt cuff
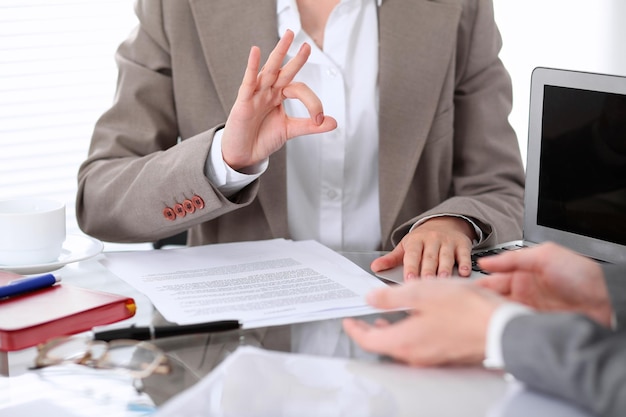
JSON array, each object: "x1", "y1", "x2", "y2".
[{"x1": 483, "y1": 302, "x2": 534, "y2": 369}]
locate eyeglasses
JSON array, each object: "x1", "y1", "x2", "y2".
[{"x1": 33, "y1": 336, "x2": 171, "y2": 380}]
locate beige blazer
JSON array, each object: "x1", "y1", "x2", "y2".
[{"x1": 77, "y1": 0, "x2": 525, "y2": 250}]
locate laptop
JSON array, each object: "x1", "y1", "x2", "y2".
[{"x1": 377, "y1": 67, "x2": 626, "y2": 283}]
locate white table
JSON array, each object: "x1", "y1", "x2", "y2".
[{"x1": 0, "y1": 252, "x2": 597, "y2": 417}]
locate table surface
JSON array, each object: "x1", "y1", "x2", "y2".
[{"x1": 0, "y1": 250, "x2": 596, "y2": 417}]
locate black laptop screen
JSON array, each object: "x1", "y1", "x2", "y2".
[{"x1": 537, "y1": 85, "x2": 626, "y2": 246}]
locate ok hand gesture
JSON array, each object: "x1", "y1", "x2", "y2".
[{"x1": 221, "y1": 30, "x2": 337, "y2": 171}]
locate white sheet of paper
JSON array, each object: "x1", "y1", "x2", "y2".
[
  {"x1": 0, "y1": 365, "x2": 155, "y2": 417},
  {"x1": 155, "y1": 346, "x2": 511, "y2": 417},
  {"x1": 0, "y1": 400, "x2": 83, "y2": 417},
  {"x1": 101, "y1": 239, "x2": 388, "y2": 327}
]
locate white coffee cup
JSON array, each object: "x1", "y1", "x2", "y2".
[{"x1": 0, "y1": 199, "x2": 66, "y2": 266}]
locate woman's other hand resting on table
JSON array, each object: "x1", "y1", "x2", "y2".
[{"x1": 371, "y1": 216, "x2": 476, "y2": 281}]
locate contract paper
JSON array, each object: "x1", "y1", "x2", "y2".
[{"x1": 101, "y1": 239, "x2": 388, "y2": 327}]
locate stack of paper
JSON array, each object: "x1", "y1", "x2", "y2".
[{"x1": 101, "y1": 239, "x2": 388, "y2": 328}]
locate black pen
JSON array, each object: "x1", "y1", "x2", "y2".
[{"x1": 93, "y1": 320, "x2": 241, "y2": 342}]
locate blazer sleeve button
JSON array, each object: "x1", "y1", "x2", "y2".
[
  {"x1": 174, "y1": 203, "x2": 186, "y2": 218},
  {"x1": 183, "y1": 199, "x2": 196, "y2": 214},
  {"x1": 163, "y1": 207, "x2": 176, "y2": 221},
  {"x1": 192, "y1": 195, "x2": 205, "y2": 210}
]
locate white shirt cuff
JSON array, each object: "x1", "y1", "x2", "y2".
[
  {"x1": 410, "y1": 214, "x2": 484, "y2": 246},
  {"x1": 483, "y1": 302, "x2": 534, "y2": 369},
  {"x1": 611, "y1": 312, "x2": 618, "y2": 330},
  {"x1": 205, "y1": 129, "x2": 268, "y2": 197}
]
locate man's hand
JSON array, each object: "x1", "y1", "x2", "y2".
[
  {"x1": 371, "y1": 217, "x2": 475, "y2": 280},
  {"x1": 343, "y1": 280, "x2": 503, "y2": 366},
  {"x1": 476, "y1": 242, "x2": 612, "y2": 327},
  {"x1": 221, "y1": 29, "x2": 337, "y2": 171}
]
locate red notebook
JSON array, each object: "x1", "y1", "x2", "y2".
[{"x1": 0, "y1": 271, "x2": 136, "y2": 351}]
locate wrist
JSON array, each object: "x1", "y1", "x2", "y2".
[
  {"x1": 421, "y1": 216, "x2": 477, "y2": 241},
  {"x1": 483, "y1": 302, "x2": 534, "y2": 369}
]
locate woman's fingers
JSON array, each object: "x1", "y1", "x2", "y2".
[
  {"x1": 273, "y1": 43, "x2": 311, "y2": 89},
  {"x1": 281, "y1": 82, "x2": 328, "y2": 127},
  {"x1": 238, "y1": 46, "x2": 262, "y2": 101},
  {"x1": 283, "y1": 114, "x2": 337, "y2": 139},
  {"x1": 257, "y1": 30, "x2": 295, "y2": 90}
]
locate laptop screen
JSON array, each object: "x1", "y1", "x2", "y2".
[{"x1": 524, "y1": 68, "x2": 626, "y2": 264}]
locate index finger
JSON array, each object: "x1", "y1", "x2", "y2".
[
  {"x1": 478, "y1": 246, "x2": 547, "y2": 273},
  {"x1": 281, "y1": 82, "x2": 325, "y2": 126}
]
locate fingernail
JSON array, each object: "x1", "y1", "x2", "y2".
[
  {"x1": 439, "y1": 272, "x2": 449, "y2": 278},
  {"x1": 406, "y1": 273, "x2": 417, "y2": 281},
  {"x1": 315, "y1": 113, "x2": 324, "y2": 125}
]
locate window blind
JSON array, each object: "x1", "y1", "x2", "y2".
[{"x1": 0, "y1": 0, "x2": 141, "y2": 248}]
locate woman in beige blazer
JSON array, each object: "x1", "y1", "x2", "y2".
[{"x1": 77, "y1": 0, "x2": 525, "y2": 279}]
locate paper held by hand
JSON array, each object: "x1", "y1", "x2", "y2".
[{"x1": 101, "y1": 239, "x2": 388, "y2": 328}]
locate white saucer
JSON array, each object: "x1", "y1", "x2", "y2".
[{"x1": 0, "y1": 234, "x2": 104, "y2": 275}]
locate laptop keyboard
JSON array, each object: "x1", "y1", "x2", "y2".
[{"x1": 471, "y1": 244, "x2": 526, "y2": 275}]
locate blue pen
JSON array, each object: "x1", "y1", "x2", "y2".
[{"x1": 0, "y1": 274, "x2": 61, "y2": 299}]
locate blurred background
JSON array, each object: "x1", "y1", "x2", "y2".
[{"x1": 1, "y1": 0, "x2": 625, "y2": 249}]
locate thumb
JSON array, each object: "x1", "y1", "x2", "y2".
[
  {"x1": 366, "y1": 280, "x2": 455, "y2": 311},
  {"x1": 365, "y1": 282, "x2": 420, "y2": 310},
  {"x1": 371, "y1": 244, "x2": 405, "y2": 273}
]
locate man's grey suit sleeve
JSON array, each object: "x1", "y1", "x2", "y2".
[{"x1": 501, "y1": 265, "x2": 626, "y2": 417}]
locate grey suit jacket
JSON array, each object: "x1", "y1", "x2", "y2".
[
  {"x1": 76, "y1": 0, "x2": 524, "y2": 250},
  {"x1": 502, "y1": 265, "x2": 626, "y2": 417}
]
